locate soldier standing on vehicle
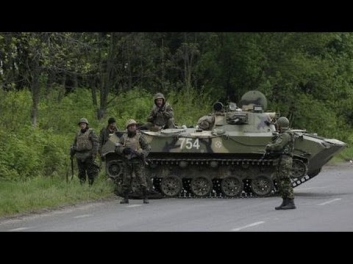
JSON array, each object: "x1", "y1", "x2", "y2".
[
  {"x1": 146, "y1": 92, "x2": 176, "y2": 130},
  {"x1": 70, "y1": 118, "x2": 99, "y2": 186},
  {"x1": 115, "y1": 119, "x2": 151, "y2": 204},
  {"x1": 265, "y1": 116, "x2": 296, "y2": 210},
  {"x1": 98, "y1": 117, "x2": 118, "y2": 158}
]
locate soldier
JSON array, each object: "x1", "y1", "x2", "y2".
[
  {"x1": 116, "y1": 119, "x2": 151, "y2": 204},
  {"x1": 146, "y1": 92, "x2": 176, "y2": 130},
  {"x1": 98, "y1": 117, "x2": 118, "y2": 158},
  {"x1": 265, "y1": 116, "x2": 296, "y2": 210},
  {"x1": 70, "y1": 118, "x2": 99, "y2": 186}
]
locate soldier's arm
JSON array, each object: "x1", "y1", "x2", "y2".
[
  {"x1": 72, "y1": 135, "x2": 77, "y2": 148},
  {"x1": 70, "y1": 134, "x2": 77, "y2": 156},
  {"x1": 98, "y1": 128, "x2": 105, "y2": 153},
  {"x1": 162, "y1": 103, "x2": 174, "y2": 119},
  {"x1": 139, "y1": 133, "x2": 151, "y2": 158},
  {"x1": 71, "y1": 132, "x2": 78, "y2": 150},
  {"x1": 90, "y1": 130, "x2": 99, "y2": 156},
  {"x1": 267, "y1": 134, "x2": 290, "y2": 152},
  {"x1": 147, "y1": 107, "x2": 156, "y2": 122}
]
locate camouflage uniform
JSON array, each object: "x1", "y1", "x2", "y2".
[
  {"x1": 71, "y1": 118, "x2": 99, "y2": 185},
  {"x1": 99, "y1": 118, "x2": 118, "y2": 157},
  {"x1": 146, "y1": 93, "x2": 175, "y2": 130},
  {"x1": 266, "y1": 117, "x2": 296, "y2": 210},
  {"x1": 116, "y1": 119, "x2": 151, "y2": 204}
]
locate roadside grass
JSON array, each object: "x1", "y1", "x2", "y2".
[
  {"x1": 329, "y1": 146, "x2": 353, "y2": 164},
  {"x1": 0, "y1": 173, "x2": 115, "y2": 218}
]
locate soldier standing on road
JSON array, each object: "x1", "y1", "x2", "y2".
[
  {"x1": 116, "y1": 119, "x2": 151, "y2": 204},
  {"x1": 70, "y1": 118, "x2": 99, "y2": 186},
  {"x1": 98, "y1": 117, "x2": 118, "y2": 159},
  {"x1": 265, "y1": 116, "x2": 296, "y2": 210},
  {"x1": 146, "y1": 92, "x2": 176, "y2": 130}
]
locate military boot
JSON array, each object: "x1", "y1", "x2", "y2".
[
  {"x1": 120, "y1": 191, "x2": 129, "y2": 204},
  {"x1": 142, "y1": 188, "x2": 149, "y2": 204},
  {"x1": 275, "y1": 198, "x2": 288, "y2": 210},
  {"x1": 279, "y1": 198, "x2": 296, "y2": 210}
]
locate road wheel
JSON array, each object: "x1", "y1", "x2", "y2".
[
  {"x1": 291, "y1": 159, "x2": 308, "y2": 179},
  {"x1": 250, "y1": 175, "x2": 274, "y2": 196},
  {"x1": 106, "y1": 160, "x2": 123, "y2": 179},
  {"x1": 160, "y1": 176, "x2": 182, "y2": 197},
  {"x1": 221, "y1": 176, "x2": 243, "y2": 197},
  {"x1": 190, "y1": 176, "x2": 213, "y2": 197}
]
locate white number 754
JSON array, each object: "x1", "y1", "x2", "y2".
[{"x1": 178, "y1": 138, "x2": 200, "y2": 149}]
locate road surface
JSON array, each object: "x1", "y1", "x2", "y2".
[{"x1": 0, "y1": 162, "x2": 352, "y2": 232}]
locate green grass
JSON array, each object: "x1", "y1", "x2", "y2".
[
  {"x1": 0, "y1": 172, "x2": 115, "y2": 218},
  {"x1": 329, "y1": 145, "x2": 353, "y2": 164}
]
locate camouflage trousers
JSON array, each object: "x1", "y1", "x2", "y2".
[
  {"x1": 121, "y1": 158, "x2": 147, "y2": 193},
  {"x1": 77, "y1": 156, "x2": 99, "y2": 184},
  {"x1": 276, "y1": 156, "x2": 294, "y2": 199}
]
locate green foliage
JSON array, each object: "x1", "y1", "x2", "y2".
[
  {"x1": 0, "y1": 126, "x2": 41, "y2": 180},
  {"x1": 290, "y1": 94, "x2": 336, "y2": 133},
  {"x1": 0, "y1": 90, "x2": 32, "y2": 131},
  {"x1": 168, "y1": 87, "x2": 214, "y2": 126},
  {"x1": 39, "y1": 88, "x2": 100, "y2": 134},
  {"x1": 111, "y1": 88, "x2": 152, "y2": 128}
]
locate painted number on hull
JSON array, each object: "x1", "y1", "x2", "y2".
[{"x1": 179, "y1": 138, "x2": 200, "y2": 150}]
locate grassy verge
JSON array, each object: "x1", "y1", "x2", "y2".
[
  {"x1": 329, "y1": 146, "x2": 353, "y2": 164},
  {"x1": 0, "y1": 173, "x2": 115, "y2": 218}
]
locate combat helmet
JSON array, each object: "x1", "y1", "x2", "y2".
[
  {"x1": 276, "y1": 117, "x2": 289, "y2": 129},
  {"x1": 154, "y1": 92, "x2": 165, "y2": 102},
  {"x1": 78, "y1": 118, "x2": 89, "y2": 125},
  {"x1": 125, "y1": 119, "x2": 137, "y2": 128}
]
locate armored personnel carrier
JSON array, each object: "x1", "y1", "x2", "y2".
[{"x1": 101, "y1": 90, "x2": 347, "y2": 198}]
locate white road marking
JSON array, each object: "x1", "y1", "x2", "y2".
[
  {"x1": 318, "y1": 198, "x2": 341, "y2": 206},
  {"x1": 296, "y1": 186, "x2": 328, "y2": 190},
  {"x1": 8, "y1": 227, "x2": 31, "y2": 231},
  {"x1": 231, "y1": 221, "x2": 265, "y2": 231},
  {"x1": 73, "y1": 214, "x2": 91, "y2": 218},
  {"x1": 126, "y1": 205, "x2": 142, "y2": 208}
]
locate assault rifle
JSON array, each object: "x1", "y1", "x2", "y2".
[{"x1": 260, "y1": 150, "x2": 282, "y2": 161}]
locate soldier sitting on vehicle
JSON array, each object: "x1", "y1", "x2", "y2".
[{"x1": 145, "y1": 92, "x2": 176, "y2": 131}]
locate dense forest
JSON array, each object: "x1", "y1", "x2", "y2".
[{"x1": 0, "y1": 32, "x2": 352, "y2": 180}]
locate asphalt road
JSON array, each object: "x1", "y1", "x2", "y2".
[{"x1": 1, "y1": 162, "x2": 352, "y2": 232}]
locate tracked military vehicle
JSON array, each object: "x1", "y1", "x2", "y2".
[{"x1": 101, "y1": 91, "x2": 347, "y2": 198}]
